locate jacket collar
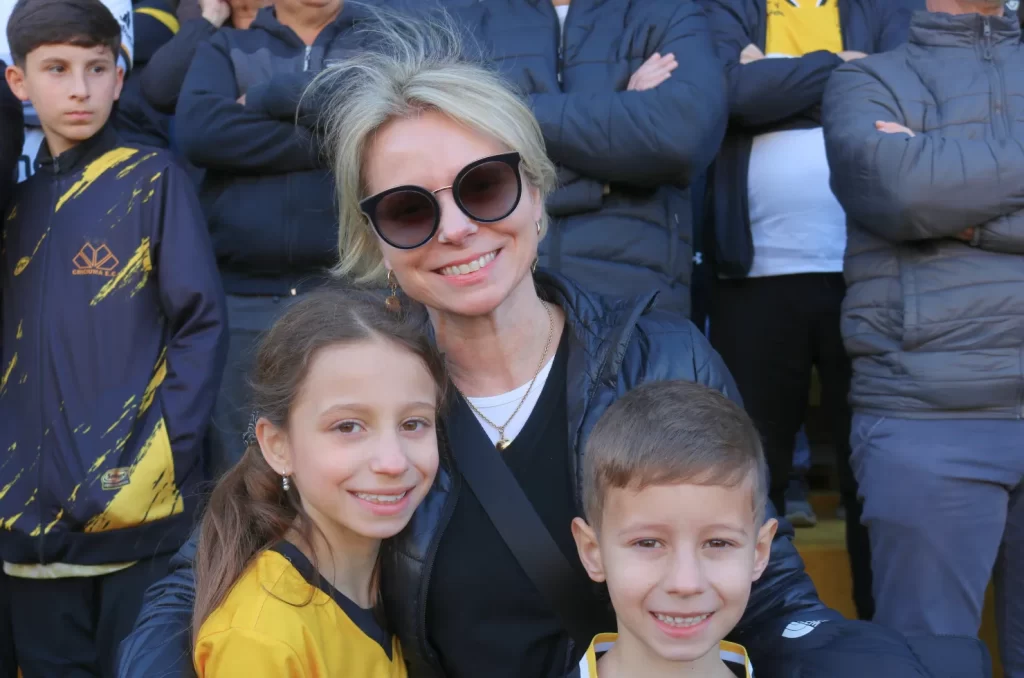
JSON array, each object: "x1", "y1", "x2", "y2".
[
  {"x1": 251, "y1": 3, "x2": 376, "y2": 46},
  {"x1": 909, "y1": 9, "x2": 1021, "y2": 47},
  {"x1": 534, "y1": 271, "x2": 659, "y2": 458},
  {"x1": 35, "y1": 123, "x2": 119, "y2": 177}
]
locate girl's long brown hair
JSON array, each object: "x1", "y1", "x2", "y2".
[{"x1": 192, "y1": 286, "x2": 446, "y2": 647}]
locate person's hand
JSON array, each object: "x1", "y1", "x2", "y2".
[
  {"x1": 740, "y1": 43, "x2": 765, "y2": 64},
  {"x1": 627, "y1": 53, "x2": 678, "y2": 91},
  {"x1": 200, "y1": 0, "x2": 230, "y2": 27},
  {"x1": 838, "y1": 50, "x2": 868, "y2": 61},
  {"x1": 875, "y1": 120, "x2": 915, "y2": 137},
  {"x1": 954, "y1": 227, "x2": 975, "y2": 242},
  {"x1": 237, "y1": 93, "x2": 246, "y2": 105}
]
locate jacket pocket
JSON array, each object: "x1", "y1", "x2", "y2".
[
  {"x1": 896, "y1": 247, "x2": 921, "y2": 351},
  {"x1": 78, "y1": 400, "x2": 184, "y2": 534}
]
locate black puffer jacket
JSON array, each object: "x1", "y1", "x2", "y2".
[
  {"x1": 0, "y1": 60, "x2": 22, "y2": 212},
  {"x1": 445, "y1": 0, "x2": 727, "y2": 316},
  {"x1": 117, "y1": 274, "x2": 972, "y2": 678}
]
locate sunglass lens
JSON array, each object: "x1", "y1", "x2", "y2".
[
  {"x1": 457, "y1": 160, "x2": 520, "y2": 221},
  {"x1": 374, "y1": 190, "x2": 437, "y2": 247}
]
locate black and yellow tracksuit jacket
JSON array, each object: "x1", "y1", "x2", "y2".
[{"x1": 0, "y1": 125, "x2": 226, "y2": 568}]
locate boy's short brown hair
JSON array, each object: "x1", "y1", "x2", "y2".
[
  {"x1": 7, "y1": 0, "x2": 121, "y2": 66},
  {"x1": 583, "y1": 380, "x2": 768, "y2": 528}
]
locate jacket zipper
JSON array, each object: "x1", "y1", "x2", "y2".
[
  {"x1": 35, "y1": 171, "x2": 58, "y2": 564},
  {"x1": 303, "y1": 45, "x2": 312, "y2": 72},
  {"x1": 981, "y1": 18, "x2": 1010, "y2": 141},
  {"x1": 417, "y1": 471, "x2": 461, "y2": 674}
]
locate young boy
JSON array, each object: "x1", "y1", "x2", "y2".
[
  {"x1": 571, "y1": 380, "x2": 778, "y2": 678},
  {"x1": 1, "y1": 0, "x2": 225, "y2": 674}
]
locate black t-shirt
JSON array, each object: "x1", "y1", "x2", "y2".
[{"x1": 427, "y1": 332, "x2": 613, "y2": 677}]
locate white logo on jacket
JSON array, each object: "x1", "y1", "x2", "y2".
[{"x1": 782, "y1": 620, "x2": 828, "y2": 639}]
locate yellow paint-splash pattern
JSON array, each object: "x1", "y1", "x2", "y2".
[
  {"x1": 115, "y1": 152, "x2": 159, "y2": 180},
  {"x1": 90, "y1": 238, "x2": 152, "y2": 306},
  {"x1": 140, "y1": 351, "x2": 167, "y2": 414},
  {"x1": 55, "y1": 147, "x2": 139, "y2": 213},
  {"x1": 0, "y1": 353, "x2": 16, "y2": 392},
  {"x1": 13, "y1": 230, "x2": 47, "y2": 276},
  {"x1": 85, "y1": 418, "x2": 182, "y2": 533}
]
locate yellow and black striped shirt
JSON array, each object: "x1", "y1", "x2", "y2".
[{"x1": 195, "y1": 542, "x2": 406, "y2": 678}]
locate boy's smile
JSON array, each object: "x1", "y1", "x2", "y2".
[
  {"x1": 5, "y1": 43, "x2": 123, "y2": 157},
  {"x1": 573, "y1": 479, "x2": 777, "y2": 677}
]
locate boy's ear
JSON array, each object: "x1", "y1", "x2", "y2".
[
  {"x1": 255, "y1": 417, "x2": 293, "y2": 477},
  {"x1": 571, "y1": 517, "x2": 607, "y2": 584},
  {"x1": 113, "y1": 66, "x2": 125, "y2": 102},
  {"x1": 751, "y1": 517, "x2": 778, "y2": 582},
  {"x1": 5, "y1": 64, "x2": 29, "y2": 103}
]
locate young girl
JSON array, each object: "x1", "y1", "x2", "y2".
[{"x1": 191, "y1": 288, "x2": 446, "y2": 677}]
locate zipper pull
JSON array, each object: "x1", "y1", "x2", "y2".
[
  {"x1": 303, "y1": 45, "x2": 312, "y2": 72},
  {"x1": 983, "y1": 18, "x2": 992, "y2": 60}
]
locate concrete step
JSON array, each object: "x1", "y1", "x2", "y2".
[{"x1": 794, "y1": 510, "x2": 1003, "y2": 677}]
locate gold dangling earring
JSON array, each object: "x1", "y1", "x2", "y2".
[{"x1": 385, "y1": 270, "x2": 401, "y2": 313}]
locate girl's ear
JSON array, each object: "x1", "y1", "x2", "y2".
[{"x1": 256, "y1": 417, "x2": 293, "y2": 477}]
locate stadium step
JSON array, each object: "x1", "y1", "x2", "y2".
[{"x1": 795, "y1": 492, "x2": 1003, "y2": 677}]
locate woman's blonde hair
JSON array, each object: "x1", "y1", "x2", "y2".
[{"x1": 309, "y1": 7, "x2": 557, "y2": 286}]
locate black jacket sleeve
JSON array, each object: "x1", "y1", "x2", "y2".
[
  {"x1": 140, "y1": 17, "x2": 218, "y2": 115},
  {"x1": 152, "y1": 161, "x2": 227, "y2": 469},
  {"x1": 175, "y1": 36, "x2": 321, "y2": 174},
  {"x1": 0, "y1": 62, "x2": 24, "y2": 212},
  {"x1": 530, "y1": 1, "x2": 726, "y2": 188},
  {"x1": 822, "y1": 60, "x2": 1024, "y2": 242},
  {"x1": 546, "y1": 166, "x2": 606, "y2": 218},
  {"x1": 701, "y1": 0, "x2": 842, "y2": 129},
  {"x1": 116, "y1": 533, "x2": 199, "y2": 678}
]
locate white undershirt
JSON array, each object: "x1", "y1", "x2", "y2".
[
  {"x1": 555, "y1": 4, "x2": 569, "y2": 34},
  {"x1": 466, "y1": 354, "x2": 556, "y2": 446},
  {"x1": 745, "y1": 54, "x2": 847, "y2": 278}
]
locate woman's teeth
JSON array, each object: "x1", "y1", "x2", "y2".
[
  {"x1": 353, "y1": 491, "x2": 408, "y2": 504},
  {"x1": 653, "y1": 612, "x2": 710, "y2": 627},
  {"x1": 439, "y1": 250, "x2": 497, "y2": 277}
]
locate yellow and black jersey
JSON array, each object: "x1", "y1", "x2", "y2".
[
  {"x1": 0, "y1": 124, "x2": 224, "y2": 572},
  {"x1": 195, "y1": 542, "x2": 407, "y2": 678},
  {"x1": 572, "y1": 633, "x2": 753, "y2": 678},
  {"x1": 765, "y1": 0, "x2": 843, "y2": 57}
]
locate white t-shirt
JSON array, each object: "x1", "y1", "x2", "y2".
[
  {"x1": 554, "y1": 4, "x2": 569, "y2": 35},
  {"x1": 1, "y1": 0, "x2": 133, "y2": 181},
  {"x1": 466, "y1": 353, "x2": 556, "y2": 446},
  {"x1": 745, "y1": 54, "x2": 847, "y2": 278}
]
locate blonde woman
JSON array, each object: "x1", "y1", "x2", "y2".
[{"x1": 117, "y1": 12, "x2": 945, "y2": 678}]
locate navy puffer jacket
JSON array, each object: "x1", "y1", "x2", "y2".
[{"x1": 445, "y1": 0, "x2": 727, "y2": 316}]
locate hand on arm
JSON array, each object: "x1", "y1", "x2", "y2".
[
  {"x1": 200, "y1": 0, "x2": 230, "y2": 27},
  {"x1": 627, "y1": 53, "x2": 678, "y2": 91}
]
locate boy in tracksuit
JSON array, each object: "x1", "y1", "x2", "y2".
[{"x1": 1, "y1": 0, "x2": 226, "y2": 674}]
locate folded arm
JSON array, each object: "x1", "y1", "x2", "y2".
[
  {"x1": 823, "y1": 62, "x2": 1024, "y2": 242},
  {"x1": 176, "y1": 38, "x2": 321, "y2": 174},
  {"x1": 140, "y1": 18, "x2": 219, "y2": 115},
  {"x1": 530, "y1": 2, "x2": 726, "y2": 187}
]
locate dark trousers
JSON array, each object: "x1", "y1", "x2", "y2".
[
  {"x1": 206, "y1": 293, "x2": 301, "y2": 479},
  {"x1": 0, "y1": 572, "x2": 16, "y2": 677},
  {"x1": 10, "y1": 554, "x2": 173, "y2": 677},
  {"x1": 709, "y1": 272, "x2": 874, "y2": 620}
]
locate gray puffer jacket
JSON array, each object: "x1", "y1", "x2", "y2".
[{"x1": 823, "y1": 9, "x2": 1024, "y2": 419}]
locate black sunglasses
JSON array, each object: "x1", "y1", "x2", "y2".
[{"x1": 359, "y1": 152, "x2": 524, "y2": 250}]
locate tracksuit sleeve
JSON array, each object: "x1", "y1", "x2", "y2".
[
  {"x1": 153, "y1": 162, "x2": 227, "y2": 471},
  {"x1": 176, "y1": 37, "x2": 321, "y2": 173}
]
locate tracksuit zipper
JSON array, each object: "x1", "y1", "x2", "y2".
[
  {"x1": 35, "y1": 172, "x2": 58, "y2": 564},
  {"x1": 303, "y1": 45, "x2": 311, "y2": 71}
]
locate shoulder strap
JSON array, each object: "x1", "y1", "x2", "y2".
[{"x1": 447, "y1": 395, "x2": 601, "y2": 652}]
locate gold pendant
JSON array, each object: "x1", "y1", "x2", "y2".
[{"x1": 496, "y1": 438, "x2": 511, "y2": 451}]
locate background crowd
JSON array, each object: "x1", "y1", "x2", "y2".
[{"x1": 0, "y1": 0, "x2": 1022, "y2": 676}]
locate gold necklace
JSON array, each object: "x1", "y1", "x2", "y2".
[{"x1": 460, "y1": 302, "x2": 554, "y2": 451}]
